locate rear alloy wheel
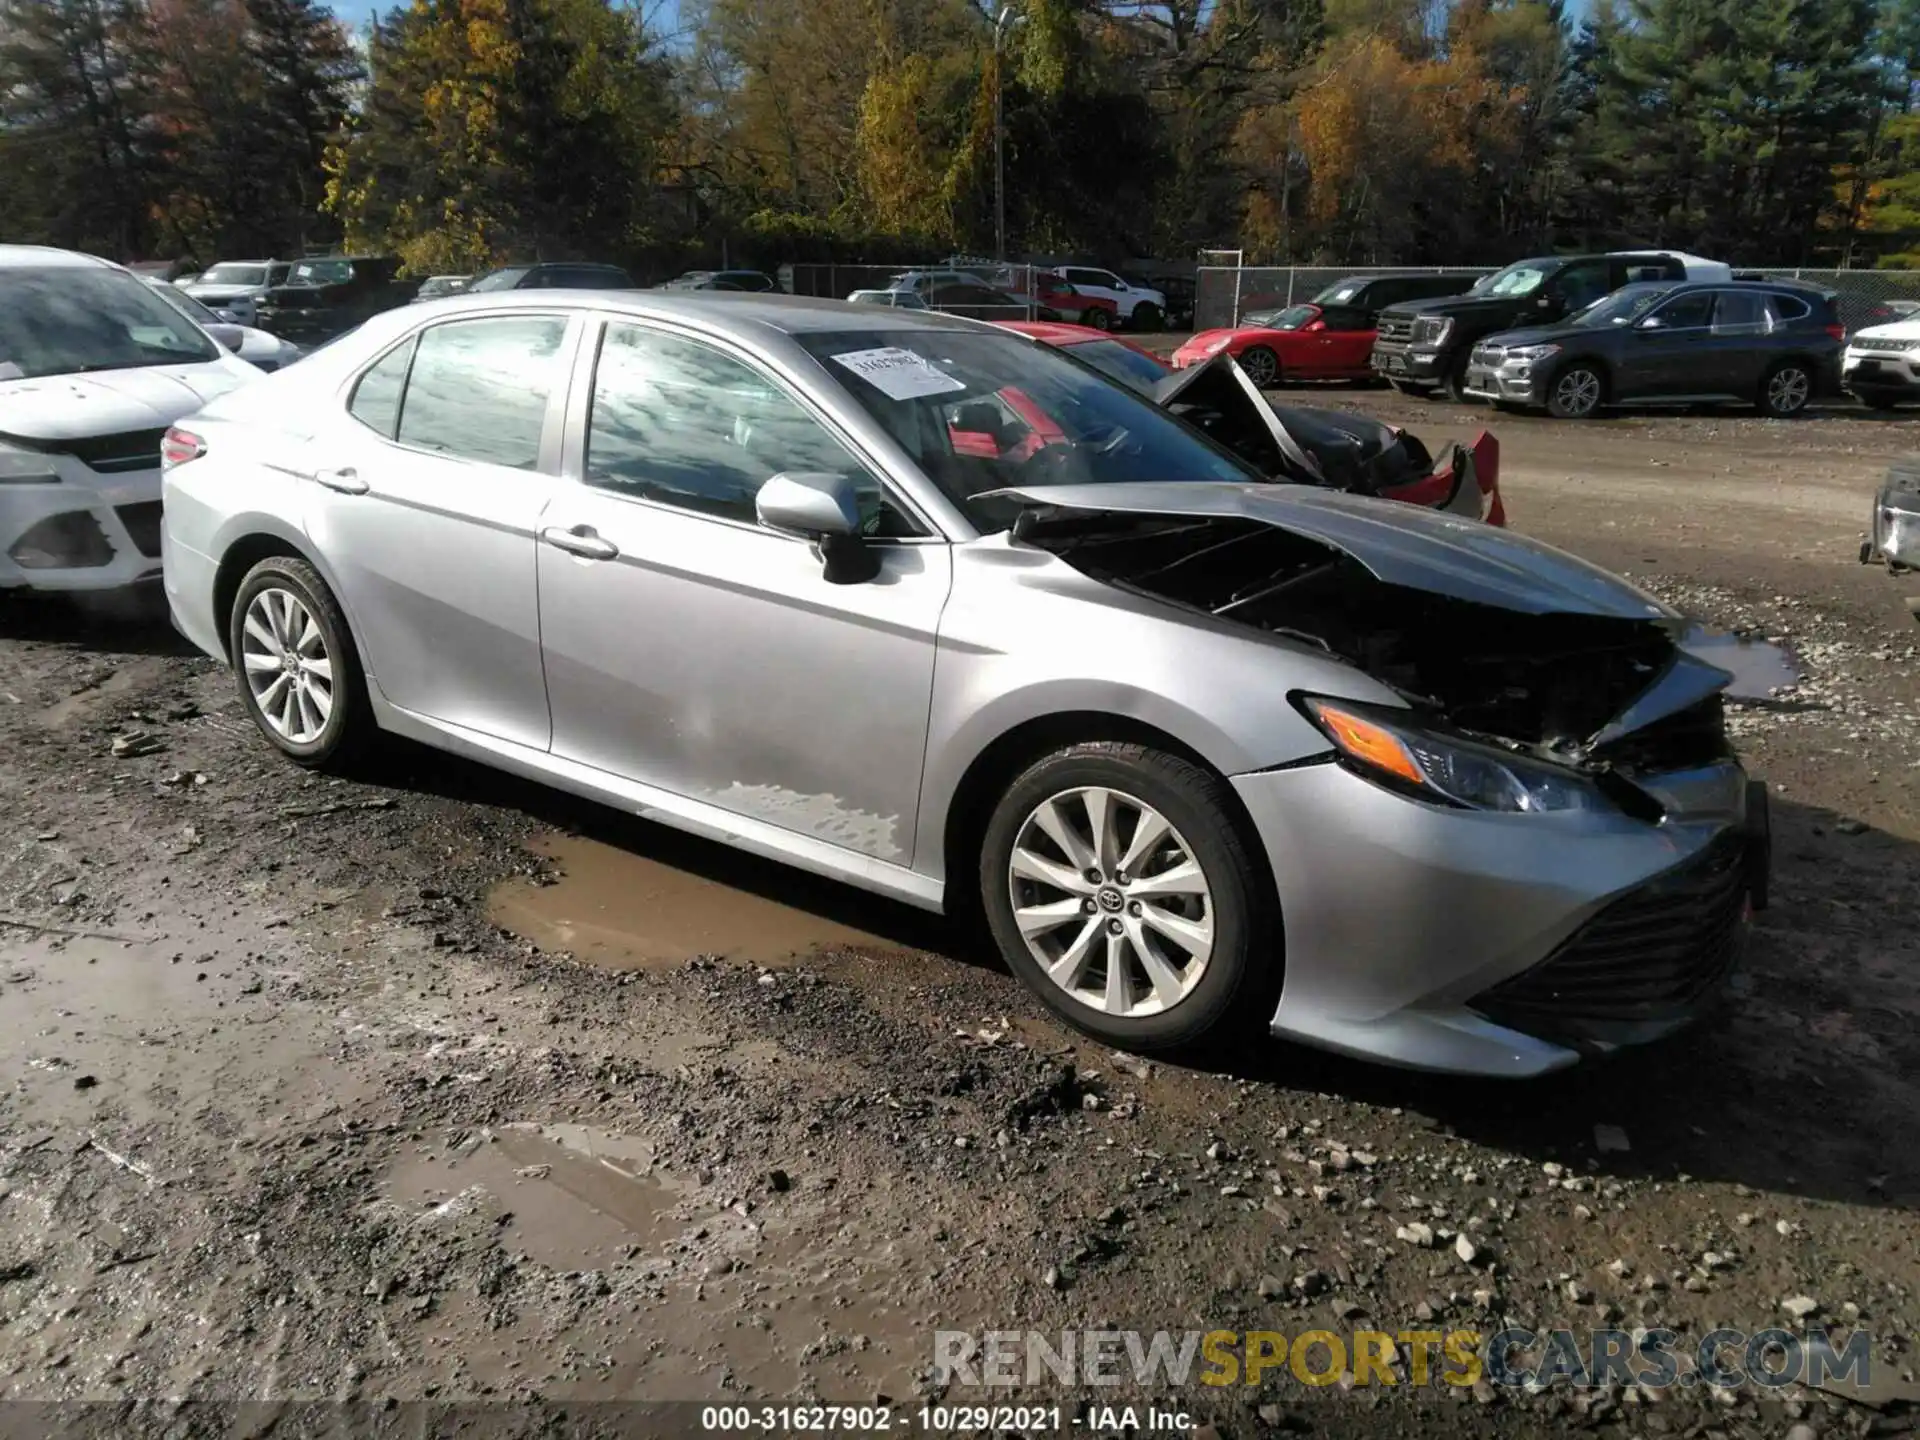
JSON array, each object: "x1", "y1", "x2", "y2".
[
  {"x1": 229, "y1": 556, "x2": 372, "y2": 771},
  {"x1": 1237, "y1": 345, "x2": 1280, "y2": 388},
  {"x1": 1547, "y1": 364, "x2": 1605, "y2": 419},
  {"x1": 1761, "y1": 363, "x2": 1813, "y2": 418},
  {"x1": 980, "y1": 742, "x2": 1274, "y2": 1052}
]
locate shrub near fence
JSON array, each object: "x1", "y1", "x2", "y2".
[{"x1": 1194, "y1": 264, "x2": 1920, "y2": 334}]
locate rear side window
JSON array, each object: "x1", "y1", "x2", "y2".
[
  {"x1": 394, "y1": 315, "x2": 568, "y2": 468},
  {"x1": 1711, "y1": 290, "x2": 1771, "y2": 336},
  {"x1": 347, "y1": 337, "x2": 416, "y2": 439},
  {"x1": 1767, "y1": 294, "x2": 1812, "y2": 325}
]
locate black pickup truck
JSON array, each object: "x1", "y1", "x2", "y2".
[
  {"x1": 1370, "y1": 251, "x2": 1729, "y2": 400},
  {"x1": 254, "y1": 255, "x2": 413, "y2": 347}
]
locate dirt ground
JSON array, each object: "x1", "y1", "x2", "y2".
[{"x1": 3, "y1": 392, "x2": 1919, "y2": 1439}]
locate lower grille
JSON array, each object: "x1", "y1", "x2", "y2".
[
  {"x1": 9, "y1": 511, "x2": 114, "y2": 569},
  {"x1": 1474, "y1": 833, "x2": 1749, "y2": 1025},
  {"x1": 116, "y1": 501, "x2": 164, "y2": 558}
]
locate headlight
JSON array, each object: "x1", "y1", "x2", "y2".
[
  {"x1": 1301, "y1": 696, "x2": 1613, "y2": 814},
  {"x1": 1204, "y1": 338, "x2": 1231, "y2": 355},
  {"x1": 0, "y1": 446, "x2": 60, "y2": 486},
  {"x1": 1412, "y1": 316, "x2": 1454, "y2": 345},
  {"x1": 1504, "y1": 344, "x2": 1560, "y2": 363}
]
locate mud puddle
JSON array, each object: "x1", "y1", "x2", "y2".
[
  {"x1": 1681, "y1": 628, "x2": 1800, "y2": 699},
  {"x1": 385, "y1": 1122, "x2": 690, "y2": 1271},
  {"x1": 487, "y1": 834, "x2": 890, "y2": 971}
]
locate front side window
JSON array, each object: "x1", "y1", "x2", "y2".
[
  {"x1": 393, "y1": 315, "x2": 567, "y2": 467},
  {"x1": 798, "y1": 327, "x2": 1256, "y2": 533},
  {"x1": 200, "y1": 263, "x2": 268, "y2": 287},
  {"x1": 1645, "y1": 292, "x2": 1715, "y2": 330},
  {"x1": 586, "y1": 323, "x2": 916, "y2": 536},
  {"x1": 1572, "y1": 284, "x2": 1673, "y2": 328},
  {"x1": 0, "y1": 267, "x2": 219, "y2": 380}
]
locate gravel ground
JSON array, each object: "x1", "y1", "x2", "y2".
[{"x1": 2, "y1": 394, "x2": 1918, "y2": 1438}]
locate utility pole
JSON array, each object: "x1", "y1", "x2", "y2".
[{"x1": 993, "y1": 4, "x2": 1023, "y2": 263}]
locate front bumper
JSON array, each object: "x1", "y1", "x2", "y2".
[
  {"x1": 1370, "y1": 339, "x2": 1447, "y2": 386},
  {"x1": 1462, "y1": 354, "x2": 1545, "y2": 405},
  {"x1": 1842, "y1": 349, "x2": 1920, "y2": 395},
  {"x1": 1865, "y1": 460, "x2": 1920, "y2": 571},
  {"x1": 1231, "y1": 759, "x2": 1765, "y2": 1077},
  {"x1": 0, "y1": 467, "x2": 166, "y2": 592}
]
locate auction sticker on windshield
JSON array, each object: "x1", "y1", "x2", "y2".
[{"x1": 832, "y1": 346, "x2": 967, "y2": 400}]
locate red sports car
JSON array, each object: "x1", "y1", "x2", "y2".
[
  {"x1": 1171, "y1": 302, "x2": 1378, "y2": 387},
  {"x1": 989, "y1": 321, "x2": 1507, "y2": 526}
]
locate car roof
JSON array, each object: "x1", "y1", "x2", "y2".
[
  {"x1": 0, "y1": 244, "x2": 118, "y2": 270},
  {"x1": 1000, "y1": 320, "x2": 1121, "y2": 346},
  {"x1": 397, "y1": 288, "x2": 1001, "y2": 338}
]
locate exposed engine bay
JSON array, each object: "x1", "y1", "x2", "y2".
[{"x1": 1005, "y1": 499, "x2": 1734, "y2": 784}]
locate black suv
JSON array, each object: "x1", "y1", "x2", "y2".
[
  {"x1": 1371, "y1": 252, "x2": 1714, "y2": 399},
  {"x1": 1246, "y1": 272, "x2": 1476, "y2": 327},
  {"x1": 255, "y1": 255, "x2": 411, "y2": 345},
  {"x1": 1463, "y1": 280, "x2": 1844, "y2": 419}
]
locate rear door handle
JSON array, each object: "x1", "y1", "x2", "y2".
[
  {"x1": 311, "y1": 466, "x2": 368, "y2": 494},
  {"x1": 540, "y1": 525, "x2": 619, "y2": 561}
]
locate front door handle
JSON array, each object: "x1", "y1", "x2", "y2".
[
  {"x1": 311, "y1": 466, "x2": 368, "y2": 494},
  {"x1": 540, "y1": 525, "x2": 619, "y2": 561}
]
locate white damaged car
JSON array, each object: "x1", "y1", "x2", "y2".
[{"x1": 1, "y1": 245, "x2": 259, "y2": 593}]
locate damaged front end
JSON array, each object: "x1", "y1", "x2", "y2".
[
  {"x1": 997, "y1": 480, "x2": 1768, "y2": 882},
  {"x1": 1859, "y1": 456, "x2": 1920, "y2": 623},
  {"x1": 1153, "y1": 355, "x2": 1506, "y2": 526}
]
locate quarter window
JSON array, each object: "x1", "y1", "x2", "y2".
[
  {"x1": 347, "y1": 337, "x2": 415, "y2": 439},
  {"x1": 394, "y1": 315, "x2": 568, "y2": 468},
  {"x1": 585, "y1": 323, "x2": 917, "y2": 536}
]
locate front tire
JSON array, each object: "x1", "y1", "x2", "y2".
[
  {"x1": 1084, "y1": 307, "x2": 1112, "y2": 332},
  {"x1": 1760, "y1": 362, "x2": 1814, "y2": 418},
  {"x1": 1547, "y1": 363, "x2": 1605, "y2": 419},
  {"x1": 979, "y1": 742, "x2": 1276, "y2": 1053},
  {"x1": 228, "y1": 556, "x2": 373, "y2": 772},
  {"x1": 1130, "y1": 302, "x2": 1163, "y2": 332},
  {"x1": 1856, "y1": 388, "x2": 1902, "y2": 411},
  {"x1": 1237, "y1": 345, "x2": 1280, "y2": 388}
]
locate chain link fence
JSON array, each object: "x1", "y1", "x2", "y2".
[{"x1": 1196, "y1": 264, "x2": 1920, "y2": 334}]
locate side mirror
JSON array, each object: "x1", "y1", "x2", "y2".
[
  {"x1": 1305, "y1": 319, "x2": 1327, "y2": 333},
  {"x1": 755, "y1": 472, "x2": 879, "y2": 584},
  {"x1": 205, "y1": 323, "x2": 245, "y2": 353}
]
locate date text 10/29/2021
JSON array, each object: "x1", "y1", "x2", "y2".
[{"x1": 699, "y1": 1407, "x2": 1192, "y2": 1433}]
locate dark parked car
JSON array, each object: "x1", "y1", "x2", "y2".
[
  {"x1": 1245, "y1": 272, "x2": 1478, "y2": 329},
  {"x1": 657, "y1": 269, "x2": 777, "y2": 292},
  {"x1": 1371, "y1": 251, "x2": 1732, "y2": 400},
  {"x1": 1464, "y1": 280, "x2": 1844, "y2": 419},
  {"x1": 469, "y1": 262, "x2": 636, "y2": 292},
  {"x1": 254, "y1": 255, "x2": 411, "y2": 346}
]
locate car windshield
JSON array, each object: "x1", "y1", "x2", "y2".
[
  {"x1": 290, "y1": 259, "x2": 352, "y2": 286},
  {"x1": 1471, "y1": 262, "x2": 1551, "y2": 298},
  {"x1": 0, "y1": 267, "x2": 220, "y2": 379},
  {"x1": 797, "y1": 328, "x2": 1256, "y2": 532},
  {"x1": 201, "y1": 263, "x2": 268, "y2": 286},
  {"x1": 148, "y1": 281, "x2": 221, "y2": 325},
  {"x1": 1065, "y1": 338, "x2": 1170, "y2": 393},
  {"x1": 1314, "y1": 282, "x2": 1364, "y2": 305},
  {"x1": 469, "y1": 267, "x2": 532, "y2": 292},
  {"x1": 1263, "y1": 305, "x2": 1322, "y2": 331},
  {"x1": 1570, "y1": 284, "x2": 1674, "y2": 327}
]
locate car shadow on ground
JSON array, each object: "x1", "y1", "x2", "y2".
[
  {"x1": 373, "y1": 728, "x2": 1918, "y2": 1214},
  {"x1": 0, "y1": 587, "x2": 199, "y2": 659}
]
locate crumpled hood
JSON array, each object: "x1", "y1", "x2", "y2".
[
  {"x1": 0, "y1": 365, "x2": 251, "y2": 445},
  {"x1": 988, "y1": 481, "x2": 1676, "y2": 621}
]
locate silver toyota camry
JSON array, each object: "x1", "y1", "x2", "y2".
[{"x1": 160, "y1": 292, "x2": 1770, "y2": 1077}]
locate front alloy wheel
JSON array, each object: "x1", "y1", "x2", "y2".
[
  {"x1": 1008, "y1": 786, "x2": 1214, "y2": 1019},
  {"x1": 1548, "y1": 365, "x2": 1604, "y2": 419},
  {"x1": 980, "y1": 742, "x2": 1277, "y2": 1051}
]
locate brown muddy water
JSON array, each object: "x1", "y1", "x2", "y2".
[{"x1": 486, "y1": 834, "x2": 892, "y2": 971}]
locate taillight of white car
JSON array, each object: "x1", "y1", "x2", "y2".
[{"x1": 161, "y1": 426, "x2": 206, "y2": 468}]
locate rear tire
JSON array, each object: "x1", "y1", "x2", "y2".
[
  {"x1": 1759, "y1": 361, "x2": 1813, "y2": 418},
  {"x1": 979, "y1": 742, "x2": 1277, "y2": 1054},
  {"x1": 1854, "y1": 387, "x2": 1900, "y2": 412},
  {"x1": 228, "y1": 556, "x2": 374, "y2": 773}
]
